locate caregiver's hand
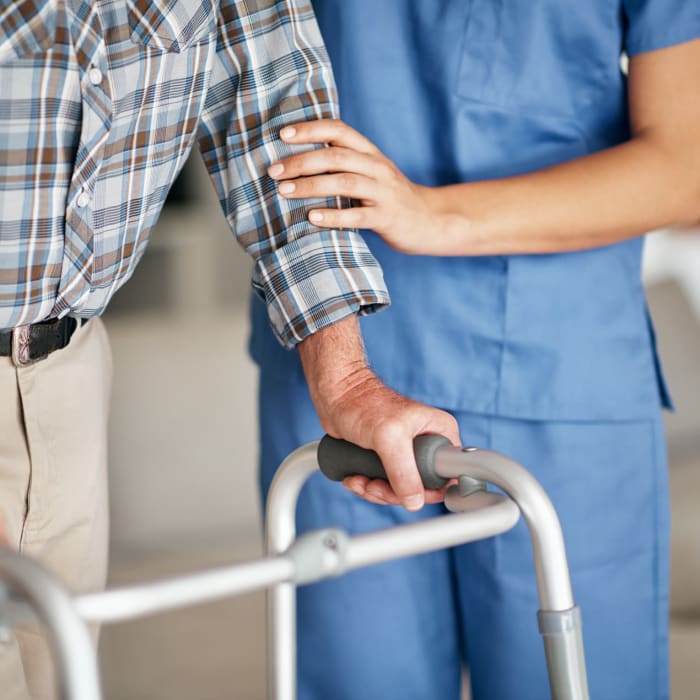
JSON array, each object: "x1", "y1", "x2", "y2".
[{"x1": 269, "y1": 119, "x2": 455, "y2": 255}]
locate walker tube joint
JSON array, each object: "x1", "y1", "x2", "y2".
[
  {"x1": 537, "y1": 606, "x2": 589, "y2": 700},
  {"x1": 287, "y1": 529, "x2": 349, "y2": 585}
]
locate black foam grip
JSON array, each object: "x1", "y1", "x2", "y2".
[{"x1": 317, "y1": 434, "x2": 451, "y2": 490}]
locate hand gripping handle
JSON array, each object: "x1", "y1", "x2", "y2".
[{"x1": 317, "y1": 434, "x2": 451, "y2": 490}]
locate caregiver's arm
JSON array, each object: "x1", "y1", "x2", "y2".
[{"x1": 269, "y1": 39, "x2": 700, "y2": 256}]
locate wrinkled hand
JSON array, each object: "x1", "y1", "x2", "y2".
[
  {"x1": 269, "y1": 119, "x2": 454, "y2": 256},
  {"x1": 321, "y1": 369, "x2": 460, "y2": 509},
  {"x1": 298, "y1": 316, "x2": 460, "y2": 510}
]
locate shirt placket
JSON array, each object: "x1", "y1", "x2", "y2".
[{"x1": 53, "y1": 0, "x2": 113, "y2": 317}]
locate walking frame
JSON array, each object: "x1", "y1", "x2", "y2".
[{"x1": 0, "y1": 436, "x2": 590, "y2": 700}]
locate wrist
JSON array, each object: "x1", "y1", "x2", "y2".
[
  {"x1": 425, "y1": 183, "x2": 489, "y2": 256},
  {"x1": 297, "y1": 315, "x2": 374, "y2": 429}
]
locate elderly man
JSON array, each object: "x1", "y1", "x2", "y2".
[{"x1": 0, "y1": 1, "x2": 458, "y2": 697}]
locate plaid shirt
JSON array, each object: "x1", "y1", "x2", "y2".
[{"x1": 0, "y1": 0, "x2": 389, "y2": 347}]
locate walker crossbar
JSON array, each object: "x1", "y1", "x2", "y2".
[{"x1": 0, "y1": 439, "x2": 589, "y2": 700}]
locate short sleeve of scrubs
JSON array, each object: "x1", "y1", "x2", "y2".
[{"x1": 624, "y1": 0, "x2": 700, "y2": 56}]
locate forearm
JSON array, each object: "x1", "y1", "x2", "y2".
[
  {"x1": 297, "y1": 314, "x2": 370, "y2": 436},
  {"x1": 429, "y1": 136, "x2": 700, "y2": 256},
  {"x1": 297, "y1": 313, "x2": 461, "y2": 511}
]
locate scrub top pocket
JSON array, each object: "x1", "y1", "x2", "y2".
[{"x1": 455, "y1": 0, "x2": 616, "y2": 122}]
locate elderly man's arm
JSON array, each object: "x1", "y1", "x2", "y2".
[
  {"x1": 298, "y1": 316, "x2": 460, "y2": 509},
  {"x1": 196, "y1": 0, "x2": 459, "y2": 509}
]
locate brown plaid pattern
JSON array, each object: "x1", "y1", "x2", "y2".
[{"x1": 0, "y1": 0, "x2": 389, "y2": 346}]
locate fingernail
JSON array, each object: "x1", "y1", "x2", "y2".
[
  {"x1": 403, "y1": 495, "x2": 424, "y2": 512},
  {"x1": 309, "y1": 211, "x2": 323, "y2": 223},
  {"x1": 280, "y1": 127, "x2": 296, "y2": 140},
  {"x1": 268, "y1": 163, "x2": 284, "y2": 177},
  {"x1": 278, "y1": 182, "x2": 296, "y2": 194}
]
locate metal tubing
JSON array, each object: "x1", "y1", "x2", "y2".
[
  {"x1": 265, "y1": 442, "x2": 321, "y2": 700},
  {"x1": 74, "y1": 556, "x2": 295, "y2": 625},
  {"x1": 264, "y1": 444, "x2": 526, "y2": 700},
  {"x1": 345, "y1": 497, "x2": 520, "y2": 572},
  {"x1": 538, "y1": 607, "x2": 589, "y2": 700},
  {"x1": 434, "y1": 446, "x2": 575, "y2": 612},
  {"x1": 0, "y1": 546, "x2": 101, "y2": 700},
  {"x1": 0, "y1": 440, "x2": 581, "y2": 700}
]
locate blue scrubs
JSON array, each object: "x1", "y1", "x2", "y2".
[{"x1": 251, "y1": 2, "x2": 700, "y2": 698}]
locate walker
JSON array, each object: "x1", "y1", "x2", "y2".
[{"x1": 0, "y1": 435, "x2": 590, "y2": 699}]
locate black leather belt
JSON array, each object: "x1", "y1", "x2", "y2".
[{"x1": 0, "y1": 317, "x2": 85, "y2": 367}]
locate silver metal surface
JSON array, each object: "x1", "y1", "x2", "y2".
[
  {"x1": 265, "y1": 442, "x2": 321, "y2": 700},
  {"x1": 345, "y1": 497, "x2": 520, "y2": 572},
  {"x1": 11, "y1": 325, "x2": 33, "y2": 367},
  {"x1": 286, "y1": 529, "x2": 349, "y2": 585},
  {"x1": 0, "y1": 583, "x2": 13, "y2": 642},
  {"x1": 539, "y1": 607, "x2": 589, "y2": 700},
  {"x1": 0, "y1": 546, "x2": 101, "y2": 700},
  {"x1": 264, "y1": 442, "x2": 526, "y2": 700},
  {"x1": 75, "y1": 557, "x2": 295, "y2": 625},
  {"x1": 0, "y1": 439, "x2": 585, "y2": 700},
  {"x1": 434, "y1": 445, "x2": 575, "y2": 612}
]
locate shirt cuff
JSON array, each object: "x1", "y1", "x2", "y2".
[{"x1": 252, "y1": 229, "x2": 390, "y2": 349}]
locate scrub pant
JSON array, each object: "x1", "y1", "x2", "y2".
[{"x1": 258, "y1": 369, "x2": 670, "y2": 700}]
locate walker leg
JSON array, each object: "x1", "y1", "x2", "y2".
[{"x1": 538, "y1": 606, "x2": 589, "y2": 700}]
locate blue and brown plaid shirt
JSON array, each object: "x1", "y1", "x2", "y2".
[{"x1": 0, "y1": 0, "x2": 389, "y2": 346}]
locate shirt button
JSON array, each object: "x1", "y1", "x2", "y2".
[
  {"x1": 76, "y1": 190, "x2": 91, "y2": 208},
  {"x1": 88, "y1": 67, "x2": 103, "y2": 86}
]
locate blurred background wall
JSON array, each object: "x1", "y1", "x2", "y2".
[{"x1": 96, "y1": 151, "x2": 700, "y2": 699}]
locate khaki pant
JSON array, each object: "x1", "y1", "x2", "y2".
[{"x1": 0, "y1": 318, "x2": 112, "y2": 700}]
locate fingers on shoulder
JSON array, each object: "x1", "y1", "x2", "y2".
[{"x1": 285, "y1": 118, "x2": 381, "y2": 155}]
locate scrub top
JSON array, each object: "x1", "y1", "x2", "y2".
[{"x1": 250, "y1": 0, "x2": 700, "y2": 421}]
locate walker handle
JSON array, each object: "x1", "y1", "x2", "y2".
[{"x1": 317, "y1": 434, "x2": 451, "y2": 490}]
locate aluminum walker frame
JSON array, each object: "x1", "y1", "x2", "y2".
[{"x1": 0, "y1": 437, "x2": 590, "y2": 700}]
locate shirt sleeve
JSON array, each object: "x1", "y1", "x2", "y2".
[
  {"x1": 623, "y1": 0, "x2": 700, "y2": 56},
  {"x1": 197, "y1": 0, "x2": 389, "y2": 349}
]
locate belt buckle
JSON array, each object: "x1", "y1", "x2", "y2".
[{"x1": 11, "y1": 325, "x2": 43, "y2": 367}]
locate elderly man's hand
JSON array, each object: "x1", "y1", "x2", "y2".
[{"x1": 298, "y1": 316, "x2": 460, "y2": 510}]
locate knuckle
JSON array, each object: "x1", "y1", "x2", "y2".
[
  {"x1": 330, "y1": 148, "x2": 345, "y2": 166},
  {"x1": 377, "y1": 161, "x2": 395, "y2": 180},
  {"x1": 374, "y1": 417, "x2": 406, "y2": 448},
  {"x1": 339, "y1": 173, "x2": 357, "y2": 191}
]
